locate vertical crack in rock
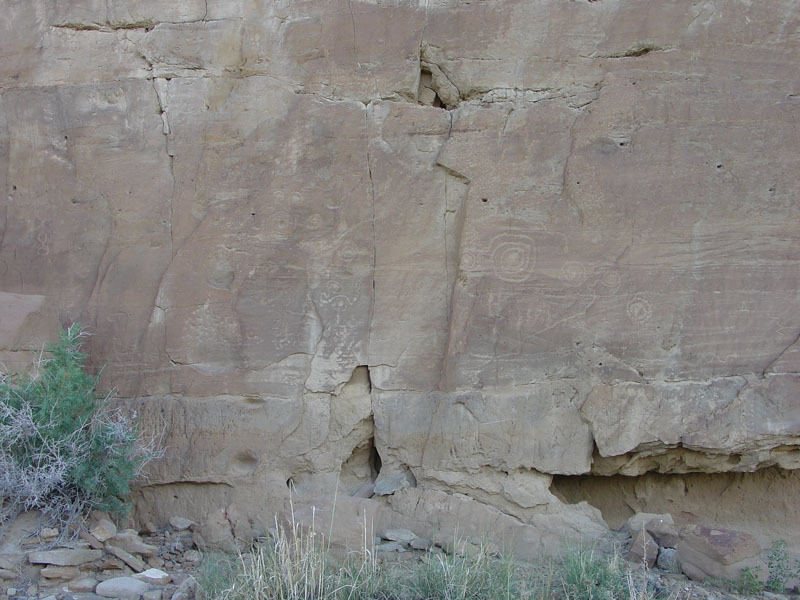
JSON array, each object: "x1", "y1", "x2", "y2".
[
  {"x1": 346, "y1": 0, "x2": 360, "y2": 67},
  {"x1": 561, "y1": 111, "x2": 585, "y2": 225},
  {"x1": 365, "y1": 105, "x2": 377, "y2": 360},
  {"x1": 435, "y1": 109, "x2": 471, "y2": 392},
  {"x1": 418, "y1": 0, "x2": 430, "y2": 51},
  {"x1": 152, "y1": 77, "x2": 175, "y2": 259}
]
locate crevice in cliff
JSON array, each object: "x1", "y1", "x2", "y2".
[
  {"x1": 345, "y1": 0, "x2": 360, "y2": 67},
  {"x1": 53, "y1": 23, "x2": 104, "y2": 31},
  {"x1": 53, "y1": 15, "x2": 230, "y2": 32},
  {"x1": 417, "y1": 43, "x2": 462, "y2": 110},
  {"x1": 150, "y1": 77, "x2": 175, "y2": 259},
  {"x1": 417, "y1": 68, "x2": 444, "y2": 108},
  {"x1": 365, "y1": 106, "x2": 377, "y2": 360},
  {"x1": 587, "y1": 43, "x2": 666, "y2": 59}
]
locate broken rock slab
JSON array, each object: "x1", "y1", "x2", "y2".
[
  {"x1": 676, "y1": 524, "x2": 764, "y2": 582},
  {"x1": 378, "y1": 529, "x2": 417, "y2": 544},
  {"x1": 624, "y1": 513, "x2": 680, "y2": 549},
  {"x1": 105, "y1": 544, "x2": 147, "y2": 572},
  {"x1": 373, "y1": 472, "x2": 413, "y2": 496},
  {"x1": 90, "y1": 518, "x2": 117, "y2": 543},
  {"x1": 39, "y1": 565, "x2": 79, "y2": 579},
  {"x1": 27, "y1": 549, "x2": 103, "y2": 566},
  {"x1": 627, "y1": 530, "x2": 658, "y2": 569},
  {"x1": 135, "y1": 568, "x2": 171, "y2": 585},
  {"x1": 111, "y1": 530, "x2": 159, "y2": 556}
]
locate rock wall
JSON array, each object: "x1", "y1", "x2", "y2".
[{"x1": 2, "y1": 0, "x2": 799, "y2": 554}]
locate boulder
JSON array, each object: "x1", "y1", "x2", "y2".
[
  {"x1": 676, "y1": 524, "x2": 764, "y2": 582},
  {"x1": 170, "y1": 575, "x2": 197, "y2": 600},
  {"x1": 646, "y1": 517, "x2": 680, "y2": 549},
  {"x1": 351, "y1": 483, "x2": 375, "y2": 499},
  {"x1": 656, "y1": 547, "x2": 680, "y2": 574},
  {"x1": 193, "y1": 508, "x2": 237, "y2": 553},
  {"x1": 168, "y1": 517, "x2": 194, "y2": 531},
  {"x1": 67, "y1": 577, "x2": 99, "y2": 592},
  {"x1": 411, "y1": 538, "x2": 433, "y2": 551},
  {"x1": 373, "y1": 473, "x2": 412, "y2": 496},
  {"x1": 379, "y1": 529, "x2": 417, "y2": 544},
  {"x1": 627, "y1": 530, "x2": 658, "y2": 568},
  {"x1": 90, "y1": 519, "x2": 117, "y2": 543},
  {"x1": 625, "y1": 513, "x2": 673, "y2": 536},
  {"x1": 136, "y1": 568, "x2": 171, "y2": 585},
  {"x1": 95, "y1": 576, "x2": 151, "y2": 598}
]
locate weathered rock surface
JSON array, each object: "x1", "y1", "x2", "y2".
[
  {"x1": 90, "y1": 519, "x2": 118, "y2": 543},
  {"x1": 627, "y1": 530, "x2": 658, "y2": 569},
  {"x1": 27, "y1": 549, "x2": 103, "y2": 567},
  {"x1": 95, "y1": 576, "x2": 151, "y2": 598},
  {"x1": 676, "y1": 524, "x2": 764, "y2": 582},
  {"x1": 2, "y1": 0, "x2": 799, "y2": 553}
]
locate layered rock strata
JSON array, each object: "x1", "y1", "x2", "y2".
[{"x1": 1, "y1": 0, "x2": 799, "y2": 553}]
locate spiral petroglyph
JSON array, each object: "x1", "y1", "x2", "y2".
[{"x1": 490, "y1": 233, "x2": 535, "y2": 282}]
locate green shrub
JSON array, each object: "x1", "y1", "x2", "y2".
[
  {"x1": 765, "y1": 539, "x2": 800, "y2": 593},
  {"x1": 0, "y1": 324, "x2": 160, "y2": 529}
]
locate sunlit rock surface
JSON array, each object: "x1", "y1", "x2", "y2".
[{"x1": 2, "y1": 0, "x2": 799, "y2": 553}]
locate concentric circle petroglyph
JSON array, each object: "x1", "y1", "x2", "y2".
[
  {"x1": 561, "y1": 261, "x2": 587, "y2": 286},
  {"x1": 266, "y1": 209, "x2": 295, "y2": 240},
  {"x1": 459, "y1": 250, "x2": 481, "y2": 272},
  {"x1": 490, "y1": 233, "x2": 535, "y2": 282},
  {"x1": 600, "y1": 270, "x2": 622, "y2": 291},
  {"x1": 626, "y1": 294, "x2": 652, "y2": 324}
]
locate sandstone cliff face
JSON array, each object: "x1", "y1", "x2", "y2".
[{"x1": 1, "y1": 0, "x2": 799, "y2": 553}]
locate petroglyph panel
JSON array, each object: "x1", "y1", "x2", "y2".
[{"x1": 3, "y1": 0, "x2": 800, "y2": 551}]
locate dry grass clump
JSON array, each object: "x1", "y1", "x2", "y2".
[{"x1": 198, "y1": 509, "x2": 663, "y2": 600}]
